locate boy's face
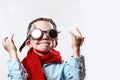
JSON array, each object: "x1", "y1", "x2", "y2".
[{"x1": 27, "y1": 21, "x2": 56, "y2": 53}]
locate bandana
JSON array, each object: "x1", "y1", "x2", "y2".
[{"x1": 22, "y1": 48, "x2": 62, "y2": 80}]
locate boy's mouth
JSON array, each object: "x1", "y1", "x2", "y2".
[{"x1": 38, "y1": 41, "x2": 50, "y2": 45}]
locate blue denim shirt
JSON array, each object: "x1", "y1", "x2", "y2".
[{"x1": 7, "y1": 56, "x2": 85, "y2": 80}]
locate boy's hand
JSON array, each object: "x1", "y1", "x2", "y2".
[
  {"x1": 2, "y1": 34, "x2": 18, "y2": 60},
  {"x1": 69, "y1": 28, "x2": 84, "y2": 58}
]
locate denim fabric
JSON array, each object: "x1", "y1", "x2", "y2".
[{"x1": 7, "y1": 56, "x2": 85, "y2": 80}]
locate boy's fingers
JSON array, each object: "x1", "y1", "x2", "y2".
[
  {"x1": 69, "y1": 31, "x2": 75, "y2": 39},
  {"x1": 2, "y1": 34, "x2": 15, "y2": 45},
  {"x1": 76, "y1": 28, "x2": 82, "y2": 38},
  {"x1": 2, "y1": 36, "x2": 8, "y2": 44},
  {"x1": 11, "y1": 34, "x2": 14, "y2": 40}
]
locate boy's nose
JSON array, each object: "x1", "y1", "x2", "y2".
[{"x1": 42, "y1": 33, "x2": 49, "y2": 40}]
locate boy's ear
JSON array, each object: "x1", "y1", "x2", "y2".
[
  {"x1": 53, "y1": 40, "x2": 58, "y2": 48},
  {"x1": 26, "y1": 40, "x2": 32, "y2": 48}
]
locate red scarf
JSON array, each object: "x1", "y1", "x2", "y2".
[{"x1": 22, "y1": 48, "x2": 62, "y2": 80}]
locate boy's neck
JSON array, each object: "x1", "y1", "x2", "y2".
[{"x1": 33, "y1": 49, "x2": 49, "y2": 56}]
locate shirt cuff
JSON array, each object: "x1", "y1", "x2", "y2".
[
  {"x1": 7, "y1": 59, "x2": 21, "y2": 71},
  {"x1": 69, "y1": 55, "x2": 85, "y2": 68}
]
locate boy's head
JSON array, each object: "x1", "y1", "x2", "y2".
[
  {"x1": 19, "y1": 17, "x2": 59, "y2": 54},
  {"x1": 27, "y1": 17, "x2": 57, "y2": 36}
]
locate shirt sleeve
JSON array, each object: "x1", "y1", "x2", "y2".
[
  {"x1": 63, "y1": 55, "x2": 86, "y2": 80},
  {"x1": 7, "y1": 60, "x2": 28, "y2": 80}
]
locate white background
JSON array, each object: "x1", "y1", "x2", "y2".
[{"x1": 0, "y1": 0, "x2": 120, "y2": 80}]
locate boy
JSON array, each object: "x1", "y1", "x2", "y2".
[{"x1": 2, "y1": 17, "x2": 85, "y2": 80}]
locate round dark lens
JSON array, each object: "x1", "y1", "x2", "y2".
[{"x1": 49, "y1": 29, "x2": 57, "y2": 39}]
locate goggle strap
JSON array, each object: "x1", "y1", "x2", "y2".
[{"x1": 19, "y1": 35, "x2": 30, "y2": 52}]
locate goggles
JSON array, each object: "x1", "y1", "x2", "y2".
[{"x1": 19, "y1": 28, "x2": 60, "y2": 52}]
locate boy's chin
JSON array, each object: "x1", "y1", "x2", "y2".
[
  {"x1": 34, "y1": 49, "x2": 50, "y2": 54},
  {"x1": 38, "y1": 50, "x2": 49, "y2": 53}
]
